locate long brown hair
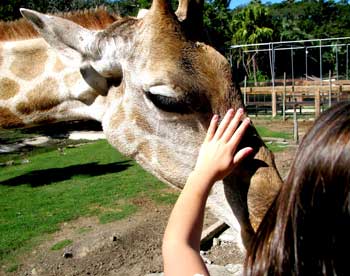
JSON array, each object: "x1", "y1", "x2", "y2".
[{"x1": 245, "y1": 101, "x2": 350, "y2": 276}]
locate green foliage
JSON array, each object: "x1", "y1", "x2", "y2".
[
  {"x1": 203, "y1": 0, "x2": 232, "y2": 52},
  {"x1": 248, "y1": 69, "x2": 268, "y2": 82},
  {"x1": 231, "y1": 2, "x2": 273, "y2": 45},
  {"x1": 268, "y1": 0, "x2": 350, "y2": 41}
]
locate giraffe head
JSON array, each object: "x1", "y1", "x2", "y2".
[
  {"x1": 22, "y1": 0, "x2": 282, "y2": 247},
  {"x1": 21, "y1": 0, "x2": 242, "y2": 187}
]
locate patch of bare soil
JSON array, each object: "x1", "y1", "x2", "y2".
[
  {"x1": 4, "y1": 119, "x2": 315, "y2": 276},
  {"x1": 11, "y1": 198, "x2": 169, "y2": 276},
  {"x1": 8, "y1": 197, "x2": 216, "y2": 276}
]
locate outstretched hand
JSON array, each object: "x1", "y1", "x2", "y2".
[
  {"x1": 194, "y1": 108, "x2": 253, "y2": 183},
  {"x1": 163, "y1": 108, "x2": 253, "y2": 276}
]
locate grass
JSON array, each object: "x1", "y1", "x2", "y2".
[
  {"x1": 99, "y1": 204, "x2": 138, "y2": 224},
  {"x1": 265, "y1": 142, "x2": 289, "y2": 152},
  {"x1": 255, "y1": 125, "x2": 292, "y2": 140},
  {"x1": 50, "y1": 239, "x2": 73, "y2": 251},
  {"x1": 253, "y1": 124, "x2": 292, "y2": 152},
  {"x1": 0, "y1": 122, "x2": 290, "y2": 272},
  {"x1": 0, "y1": 139, "x2": 178, "y2": 270}
]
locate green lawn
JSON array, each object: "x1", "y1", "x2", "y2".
[
  {"x1": 254, "y1": 125, "x2": 292, "y2": 153},
  {"x1": 0, "y1": 122, "x2": 290, "y2": 271},
  {"x1": 255, "y1": 125, "x2": 292, "y2": 140},
  {"x1": 0, "y1": 139, "x2": 178, "y2": 269}
]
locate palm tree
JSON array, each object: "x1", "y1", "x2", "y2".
[{"x1": 230, "y1": 1, "x2": 273, "y2": 84}]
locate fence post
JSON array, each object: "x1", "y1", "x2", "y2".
[
  {"x1": 244, "y1": 76, "x2": 247, "y2": 106},
  {"x1": 328, "y1": 70, "x2": 332, "y2": 107},
  {"x1": 283, "y1": 73, "x2": 287, "y2": 121},
  {"x1": 338, "y1": 85, "x2": 342, "y2": 102},
  {"x1": 272, "y1": 86, "x2": 277, "y2": 117},
  {"x1": 293, "y1": 103, "x2": 299, "y2": 144},
  {"x1": 315, "y1": 88, "x2": 321, "y2": 118}
]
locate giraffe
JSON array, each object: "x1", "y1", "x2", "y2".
[
  {"x1": 0, "y1": 7, "x2": 120, "y2": 128},
  {"x1": 7, "y1": 0, "x2": 283, "y2": 250}
]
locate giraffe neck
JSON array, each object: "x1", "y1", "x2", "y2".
[{"x1": 0, "y1": 38, "x2": 105, "y2": 128}]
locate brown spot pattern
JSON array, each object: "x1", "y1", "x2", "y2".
[
  {"x1": 0, "y1": 78, "x2": 20, "y2": 100},
  {"x1": 10, "y1": 47, "x2": 48, "y2": 81},
  {"x1": 137, "y1": 140, "x2": 152, "y2": 162},
  {"x1": 0, "y1": 44, "x2": 3, "y2": 67},
  {"x1": 132, "y1": 109, "x2": 154, "y2": 134},
  {"x1": 124, "y1": 128, "x2": 136, "y2": 144},
  {"x1": 64, "y1": 72, "x2": 81, "y2": 87},
  {"x1": 0, "y1": 107, "x2": 24, "y2": 128},
  {"x1": 16, "y1": 78, "x2": 60, "y2": 114},
  {"x1": 53, "y1": 57, "x2": 65, "y2": 72},
  {"x1": 109, "y1": 105, "x2": 125, "y2": 131}
]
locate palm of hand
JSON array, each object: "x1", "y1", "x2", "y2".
[{"x1": 194, "y1": 108, "x2": 253, "y2": 182}]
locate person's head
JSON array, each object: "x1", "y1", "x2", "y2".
[{"x1": 245, "y1": 101, "x2": 350, "y2": 276}]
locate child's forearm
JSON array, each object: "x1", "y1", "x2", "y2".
[
  {"x1": 163, "y1": 171, "x2": 215, "y2": 250},
  {"x1": 162, "y1": 171, "x2": 214, "y2": 276}
]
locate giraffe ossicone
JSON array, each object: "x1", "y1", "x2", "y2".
[{"x1": 4, "y1": 0, "x2": 283, "y2": 250}]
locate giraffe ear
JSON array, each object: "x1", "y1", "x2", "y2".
[{"x1": 20, "y1": 8, "x2": 99, "y2": 65}]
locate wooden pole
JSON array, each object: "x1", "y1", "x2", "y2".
[
  {"x1": 244, "y1": 76, "x2": 247, "y2": 106},
  {"x1": 293, "y1": 103, "x2": 299, "y2": 144},
  {"x1": 315, "y1": 88, "x2": 321, "y2": 118},
  {"x1": 338, "y1": 85, "x2": 342, "y2": 102},
  {"x1": 272, "y1": 86, "x2": 277, "y2": 117},
  {"x1": 329, "y1": 70, "x2": 332, "y2": 107},
  {"x1": 283, "y1": 72, "x2": 286, "y2": 121}
]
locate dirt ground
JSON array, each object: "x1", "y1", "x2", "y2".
[{"x1": 2, "y1": 118, "x2": 314, "y2": 276}]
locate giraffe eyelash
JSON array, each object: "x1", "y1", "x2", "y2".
[
  {"x1": 144, "y1": 91, "x2": 192, "y2": 114},
  {"x1": 144, "y1": 90, "x2": 211, "y2": 115}
]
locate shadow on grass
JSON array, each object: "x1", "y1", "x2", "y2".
[
  {"x1": 0, "y1": 161, "x2": 132, "y2": 187},
  {"x1": 0, "y1": 120, "x2": 102, "y2": 145},
  {"x1": 20, "y1": 120, "x2": 103, "y2": 139}
]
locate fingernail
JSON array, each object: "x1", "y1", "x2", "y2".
[
  {"x1": 213, "y1": 114, "x2": 219, "y2": 120},
  {"x1": 238, "y1": 108, "x2": 243, "y2": 114}
]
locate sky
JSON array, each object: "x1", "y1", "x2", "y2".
[{"x1": 229, "y1": 0, "x2": 283, "y2": 9}]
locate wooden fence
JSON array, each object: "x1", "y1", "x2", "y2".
[{"x1": 242, "y1": 77, "x2": 350, "y2": 118}]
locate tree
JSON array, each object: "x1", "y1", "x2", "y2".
[
  {"x1": 230, "y1": 2, "x2": 273, "y2": 84},
  {"x1": 203, "y1": 0, "x2": 232, "y2": 53}
]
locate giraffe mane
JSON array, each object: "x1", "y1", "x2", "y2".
[{"x1": 0, "y1": 6, "x2": 121, "y2": 41}]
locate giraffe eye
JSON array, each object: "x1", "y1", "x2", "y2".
[
  {"x1": 149, "y1": 85, "x2": 178, "y2": 98},
  {"x1": 144, "y1": 85, "x2": 211, "y2": 114},
  {"x1": 144, "y1": 91, "x2": 192, "y2": 114}
]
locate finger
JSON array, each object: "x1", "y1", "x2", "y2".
[
  {"x1": 205, "y1": 114, "x2": 219, "y2": 142},
  {"x1": 233, "y1": 147, "x2": 254, "y2": 164},
  {"x1": 228, "y1": 117, "x2": 251, "y2": 149},
  {"x1": 213, "y1": 108, "x2": 235, "y2": 140},
  {"x1": 222, "y1": 108, "x2": 244, "y2": 142}
]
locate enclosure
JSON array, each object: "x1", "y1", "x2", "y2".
[{"x1": 231, "y1": 37, "x2": 350, "y2": 117}]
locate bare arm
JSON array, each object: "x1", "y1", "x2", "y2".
[{"x1": 162, "y1": 108, "x2": 253, "y2": 276}]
